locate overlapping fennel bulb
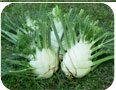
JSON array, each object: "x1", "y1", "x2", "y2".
[
  {"x1": 61, "y1": 40, "x2": 93, "y2": 78},
  {"x1": 51, "y1": 6, "x2": 66, "y2": 53},
  {"x1": 29, "y1": 48, "x2": 58, "y2": 79},
  {"x1": 26, "y1": 6, "x2": 65, "y2": 53},
  {"x1": 26, "y1": 16, "x2": 39, "y2": 30}
]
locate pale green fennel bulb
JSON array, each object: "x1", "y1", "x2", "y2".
[
  {"x1": 29, "y1": 48, "x2": 58, "y2": 79},
  {"x1": 50, "y1": 7, "x2": 114, "y2": 78},
  {"x1": 61, "y1": 40, "x2": 93, "y2": 78},
  {"x1": 2, "y1": 12, "x2": 59, "y2": 79},
  {"x1": 51, "y1": 6, "x2": 66, "y2": 53}
]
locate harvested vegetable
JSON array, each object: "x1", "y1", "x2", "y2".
[
  {"x1": 50, "y1": 6, "x2": 114, "y2": 78},
  {"x1": 51, "y1": 6, "x2": 66, "y2": 53},
  {"x1": 2, "y1": 10, "x2": 58, "y2": 79}
]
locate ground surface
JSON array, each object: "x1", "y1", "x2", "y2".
[{"x1": 1, "y1": 3, "x2": 114, "y2": 90}]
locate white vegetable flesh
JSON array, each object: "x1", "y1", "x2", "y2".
[
  {"x1": 61, "y1": 40, "x2": 93, "y2": 78},
  {"x1": 51, "y1": 7, "x2": 66, "y2": 53},
  {"x1": 29, "y1": 48, "x2": 58, "y2": 79}
]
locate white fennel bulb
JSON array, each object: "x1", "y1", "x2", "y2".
[
  {"x1": 51, "y1": 6, "x2": 65, "y2": 53},
  {"x1": 29, "y1": 48, "x2": 58, "y2": 79},
  {"x1": 26, "y1": 16, "x2": 39, "y2": 30},
  {"x1": 50, "y1": 7, "x2": 114, "y2": 79},
  {"x1": 61, "y1": 40, "x2": 93, "y2": 78}
]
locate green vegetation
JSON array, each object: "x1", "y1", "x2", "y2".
[{"x1": 1, "y1": 3, "x2": 114, "y2": 90}]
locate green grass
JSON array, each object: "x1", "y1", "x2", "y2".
[
  {"x1": 1, "y1": 3, "x2": 114, "y2": 90},
  {"x1": 1, "y1": 62, "x2": 114, "y2": 90}
]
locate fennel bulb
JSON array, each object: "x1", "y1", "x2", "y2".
[
  {"x1": 2, "y1": 12, "x2": 59, "y2": 79},
  {"x1": 51, "y1": 6, "x2": 66, "y2": 53},
  {"x1": 61, "y1": 40, "x2": 93, "y2": 78},
  {"x1": 26, "y1": 16, "x2": 39, "y2": 30},
  {"x1": 29, "y1": 48, "x2": 58, "y2": 79},
  {"x1": 50, "y1": 8, "x2": 114, "y2": 78}
]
